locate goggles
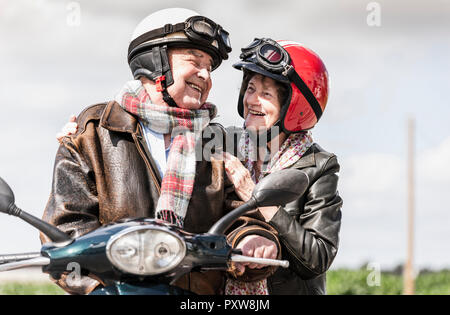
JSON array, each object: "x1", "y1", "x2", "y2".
[
  {"x1": 237, "y1": 38, "x2": 324, "y2": 122},
  {"x1": 239, "y1": 38, "x2": 291, "y2": 75},
  {"x1": 185, "y1": 16, "x2": 231, "y2": 55},
  {"x1": 128, "y1": 15, "x2": 232, "y2": 61}
]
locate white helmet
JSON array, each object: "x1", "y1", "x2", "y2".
[{"x1": 128, "y1": 8, "x2": 231, "y2": 84}]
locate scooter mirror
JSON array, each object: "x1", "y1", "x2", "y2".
[
  {"x1": 208, "y1": 169, "x2": 309, "y2": 235},
  {"x1": 0, "y1": 176, "x2": 71, "y2": 243},
  {"x1": 0, "y1": 177, "x2": 15, "y2": 214},
  {"x1": 252, "y1": 169, "x2": 309, "y2": 207}
]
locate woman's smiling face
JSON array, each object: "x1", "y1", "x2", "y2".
[{"x1": 243, "y1": 73, "x2": 283, "y2": 132}]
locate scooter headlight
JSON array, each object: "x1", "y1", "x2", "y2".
[{"x1": 106, "y1": 226, "x2": 186, "y2": 276}]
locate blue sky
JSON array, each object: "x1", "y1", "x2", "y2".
[{"x1": 0, "y1": 0, "x2": 449, "y2": 271}]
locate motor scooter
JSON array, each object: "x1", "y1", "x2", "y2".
[{"x1": 0, "y1": 169, "x2": 308, "y2": 295}]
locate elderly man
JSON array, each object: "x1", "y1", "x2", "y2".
[{"x1": 42, "y1": 8, "x2": 280, "y2": 295}]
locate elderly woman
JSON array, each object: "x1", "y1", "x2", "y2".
[
  {"x1": 222, "y1": 38, "x2": 342, "y2": 295},
  {"x1": 57, "y1": 38, "x2": 342, "y2": 295}
]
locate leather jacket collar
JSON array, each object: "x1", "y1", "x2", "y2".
[
  {"x1": 99, "y1": 101, "x2": 138, "y2": 134},
  {"x1": 291, "y1": 145, "x2": 316, "y2": 169}
]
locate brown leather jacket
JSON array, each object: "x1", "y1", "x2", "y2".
[{"x1": 41, "y1": 101, "x2": 280, "y2": 295}]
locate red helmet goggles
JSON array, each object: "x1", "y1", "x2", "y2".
[
  {"x1": 236, "y1": 38, "x2": 323, "y2": 124},
  {"x1": 240, "y1": 38, "x2": 291, "y2": 75}
]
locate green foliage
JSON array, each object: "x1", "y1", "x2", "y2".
[
  {"x1": 326, "y1": 269, "x2": 402, "y2": 295},
  {"x1": 415, "y1": 270, "x2": 450, "y2": 295},
  {"x1": 327, "y1": 269, "x2": 450, "y2": 295},
  {"x1": 1, "y1": 269, "x2": 449, "y2": 294},
  {"x1": 0, "y1": 282, "x2": 65, "y2": 295}
]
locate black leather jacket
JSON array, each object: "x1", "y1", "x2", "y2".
[{"x1": 266, "y1": 143, "x2": 342, "y2": 295}]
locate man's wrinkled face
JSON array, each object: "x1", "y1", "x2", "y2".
[{"x1": 167, "y1": 48, "x2": 213, "y2": 110}]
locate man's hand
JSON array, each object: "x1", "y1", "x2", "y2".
[
  {"x1": 234, "y1": 235, "x2": 278, "y2": 274},
  {"x1": 56, "y1": 115, "x2": 78, "y2": 142}
]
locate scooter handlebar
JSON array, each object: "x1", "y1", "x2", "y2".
[
  {"x1": 0, "y1": 256, "x2": 50, "y2": 272},
  {"x1": 230, "y1": 254, "x2": 289, "y2": 268},
  {"x1": 0, "y1": 252, "x2": 42, "y2": 264}
]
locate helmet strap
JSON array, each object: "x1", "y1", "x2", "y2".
[
  {"x1": 284, "y1": 65, "x2": 323, "y2": 121},
  {"x1": 151, "y1": 46, "x2": 179, "y2": 108},
  {"x1": 264, "y1": 120, "x2": 283, "y2": 147},
  {"x1": 247, "y1": 120, "x2": 283, "y2": 148},
  {"x1": 161, "y1": 88, "x2": 179, "y2": 108}
]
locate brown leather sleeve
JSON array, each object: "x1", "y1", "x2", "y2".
[
  {"x1": 172, "y1": 271, "x2": 225, "y2": 295},
  {"x1": 41, "y1": 137, "x2": 101, "y2": 294},
  {"x1": 49, "y1": 273, "x2": 100, "y2": 295},
  {"x1": 225, "y1": 212, "x2": 282, "y2": 282},
  {"x1": 41, "y1": 137, "x2": 101, "y2": 242}
]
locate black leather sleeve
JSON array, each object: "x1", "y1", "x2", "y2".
[{"x1": 268, "y1": 155, "x2": 342, "y2": 280}]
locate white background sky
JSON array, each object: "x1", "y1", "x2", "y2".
[{"x1": 0, "y1": 0, "x2": 449, "y2": 271}]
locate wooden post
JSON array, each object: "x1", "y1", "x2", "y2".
[{"x1": 403, "y1": 117, "x2": 415, "y2": 295}]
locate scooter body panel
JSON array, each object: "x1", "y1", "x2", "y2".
[{"x1": 89, "y1": 282, "x2": 193, "y2": 295}]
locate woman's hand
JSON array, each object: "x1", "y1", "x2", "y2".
[
  {"x1": 234, "y1": 235, "x2": 278, "y2": 274},
  {"x1": 223, "y1": 152, "x2": 280, "y2": 222},
  {"x1": 223, "y1": 152, "x2": 254, "y2": 202},
  {"x1": 56, "y1": 115, "x2": 78, "y2": 142}
]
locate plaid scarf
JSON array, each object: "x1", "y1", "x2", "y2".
[
  {"x1": 115, "y1": 80, "x2": 216, "y2": 227},
  {"x1": 225, "y1": 130, "x2": 313, "y2": 295}
]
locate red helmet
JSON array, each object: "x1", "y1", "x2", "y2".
[{"x1": 233, "y1": 38, "x2": 329, "y2": 133}]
